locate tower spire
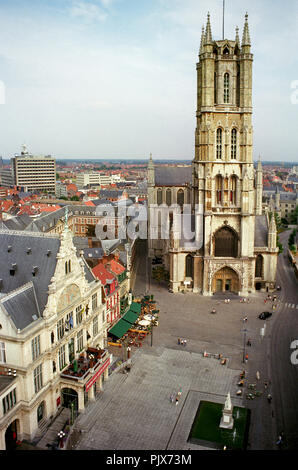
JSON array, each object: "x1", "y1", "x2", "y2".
[
  {"x1": 242, "y1": 12, "x2": 251, "y2": 47},
  {"x1": 235, "y1": 26, "x2": 240, "y2": 46},
  {"x1": 205, "y1": 12, "x2": 213, "y2": 45},
  {"x1": 199, "y1": 26, "x2": 205, "y2": 54}
]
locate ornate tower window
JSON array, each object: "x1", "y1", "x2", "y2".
[
  {"x1": 216, "y1": 128, "x2": 223, "y2": 159},
  {"x1": 230, "y1": 175, "x2": 237, "y2": 205},
  {"x1": 214, "y1": 72, "x2": 217, "y2": 104},
  {"x1": 214, "y1": 226, "x2": 238, "y2": 258},
  {"x1": 215, "y1": 175, "x2": 223, "y2": 204},
  {"x1": 224, "y1": 73, "x2": 230, "y2": 103},
  {"x1": 231, "y1": 129, "x2": 237, "y2": 159}
]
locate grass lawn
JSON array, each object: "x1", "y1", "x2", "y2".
[{"x1": 188, "y1": 401, "x2": 250, "y2": 450}]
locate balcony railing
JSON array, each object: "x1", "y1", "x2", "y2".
[{"x1": 60, "y1": 347, "x2": 108, "y2": 382}]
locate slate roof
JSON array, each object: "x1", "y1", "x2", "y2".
[
  {"x1": 154, "y1": 166, "x2": 192, "y2": 187},
  {"x1": 0, "y1": 231, "x2": 61, "y2": 329},
  {"x1": 1, "y1": 283, "x2": 41, "y2": 330},
  {"x1": 1, "y1": 213, "x2": 32, "y2": 231},
  {"x1": 254, "y1": 215, "x2": 268, "y2": 247}
]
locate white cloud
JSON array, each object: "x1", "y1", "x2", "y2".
[{"x1": 70, "y1": 1, "x2": 107, "y2": 23}]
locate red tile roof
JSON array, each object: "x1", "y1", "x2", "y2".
[
  {"x1": 92, "y1": 262, "x2": 115, "y2": 285},
  {"x1": 108, "y1": 259, "x2": 125, "y2": 275}
]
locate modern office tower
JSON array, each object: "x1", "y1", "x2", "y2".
[{"x1": 11, "y1": 145, "x2": 56, "y2": 193}]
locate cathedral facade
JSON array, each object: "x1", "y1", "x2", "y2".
[{"x1": 148, "y1": 13, "x2": 278, "y2": 296}]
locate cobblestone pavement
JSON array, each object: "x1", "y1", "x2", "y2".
[
  {"x1": 72, "y1": 241, "x2": 288, "y2": 451},
  {"x1": 75, "y1": 347, "x2": 243, "y2": 450}
]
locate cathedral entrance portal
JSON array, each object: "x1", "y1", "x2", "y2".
[{"x1": 212, "y1": 267, "x2": 239, "y2": 294}]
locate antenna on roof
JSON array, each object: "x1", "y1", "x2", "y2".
[{"x1": 222, "y1": 0, "x2": 225, "y2": 40}]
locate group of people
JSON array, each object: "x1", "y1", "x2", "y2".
[
  {"x1": 178, "y1": 338, "x2": 187, "y2": 346},
  {"x1": 170, "y1": 388, "x2": 182, "y2": 406}
]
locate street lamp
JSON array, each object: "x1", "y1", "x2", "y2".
[
  {"x1": 242, "y1": 327, "x2": 248, "y2": 363},
  {"x1": 57, "y1": 430, "x2": 66, "y2": 448}
]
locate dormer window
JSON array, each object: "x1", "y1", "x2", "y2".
[
  {"x1": 10, "y1": 264, "x2": 17, "y2": 276},
  {"x1": 223, "y1": 46, "x2": 229, "y2": 55}
]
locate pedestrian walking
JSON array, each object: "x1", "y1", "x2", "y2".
[
  {"x1": 175, "y1": 397, "x2": 179, "y2": 406},
  {"x1": 178, "y1": 338, "x2": 181, "y2": 345},
  {"x1": 170, "y1": 394, "x2": 174, "y2": 403},
  {"x1": 245, "y1": 354, "x2": 248, "y2": 363},
  {"x1": 267, "y1": 394, "x2": 272, "y2": 403},
  {"x1": 256, "y1": 371, "x2": 260, "y2": 380},
  {"x1": 183, "y1": 340, "x2": 187, "y2": 347},
  {"x1": 243, "y1": 317, "x2": 248, "y2": 323},
  {"x1": 247, "y1": 339, "x2": 252, "y2": 347}
]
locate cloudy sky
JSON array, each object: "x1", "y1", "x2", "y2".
[{"x1": 0, "y1": 0, "x2": 297, "y2": 161}]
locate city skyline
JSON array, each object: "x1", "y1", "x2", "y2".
[{"x1": 0, "y1": 0, "x2": 297, "y2": 161}]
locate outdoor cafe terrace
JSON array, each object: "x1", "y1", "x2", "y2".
[{"x1": 108, "y1": 298, "x2": 159, "y2": 348}]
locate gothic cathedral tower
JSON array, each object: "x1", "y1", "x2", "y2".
[
  {"x1": 193, "y1": 13, "x2": 256, "y2": 295},
  {"x1": 148, "y1": 12, "x2": 278, "y2": 296}
]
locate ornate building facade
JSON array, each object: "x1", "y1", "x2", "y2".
[
  {"x1": 148, "y1": 13, "x2": 278, "y2": 296},
  {"x1": 0, "y1": 223, "x2": 109, "y2": 450}
]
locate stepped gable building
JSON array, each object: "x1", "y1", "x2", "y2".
[
  {"x1": 148, "y1": 13, "x2": 278, "y2": 295},
  {"x1": 0, "y1": 223, "x2": 109, "y2": 449}
]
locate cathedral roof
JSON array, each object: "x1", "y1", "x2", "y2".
[{"x1": 154, "y1": 166, "x2": 192, "y2": 187}]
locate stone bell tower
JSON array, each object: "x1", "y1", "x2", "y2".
[{"x1": 193, "y1": 13, "x2": 256, "y2": 295}]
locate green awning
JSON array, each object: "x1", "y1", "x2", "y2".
[
  {"x1": 130, "y1": 302, "x2": 142, "y2": 314},
  {"x1": 108, "y1": 319, "x2": 131, "y2": 339},
  {"x1": 122, "y1": 309, "x2": 139, "y2": 324}
]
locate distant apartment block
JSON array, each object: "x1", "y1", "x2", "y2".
[
  {"x1": 76, "y1": 172, "x2": 122, "y2": 189},
  {"x1": 11, "y1": 145, "x2": 56, "y2": 193},
  {"x1": 0, "y1": 168, "x2": 13, "y2": 188}
]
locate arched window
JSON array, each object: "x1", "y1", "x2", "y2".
[
  {"x1": 214, "y1": 226, "x2": 238, "y2": 258},
  {"x1": 230, "y1": 175, "x2": 237, "y2": 205},
  {"x1": 216, "y1": 128, "x2": 222, "y2": 159},
  {"x1": 255, "y1": 255, "x2": 263, "y2": 278},
  {"x1": 231, "y1": 129, "x2": 237, "y2": 159},
  {"x1": 224, "y1": 73, "x2": 230, "y2": 103},
  {"x1": 185, "y1": 255, "x2": 194, "y2": 278},
  {"x1": 177, "y1": 189, "x2": 184, "y2": 207},
  {"x1": 166, "y1": 188, "x2": 172, "y2": 206},
  {"x1": 157, "y1": 188, "x2": 162, "y2": 205},
  {"x1": 215, "y1": 175, "x2": 223, "y2": 204}
]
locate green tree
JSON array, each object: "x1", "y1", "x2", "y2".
[{"x1": 290, "y1": 205, "x2": 298, "y2": 225}]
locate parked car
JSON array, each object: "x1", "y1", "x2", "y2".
[{"x1": 258, "y1": 311, "x2": 272, "y2": 320}]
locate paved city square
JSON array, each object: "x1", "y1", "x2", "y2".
[{"x1": 73, "y1": 242, "x2": 284, "y2": 450}]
